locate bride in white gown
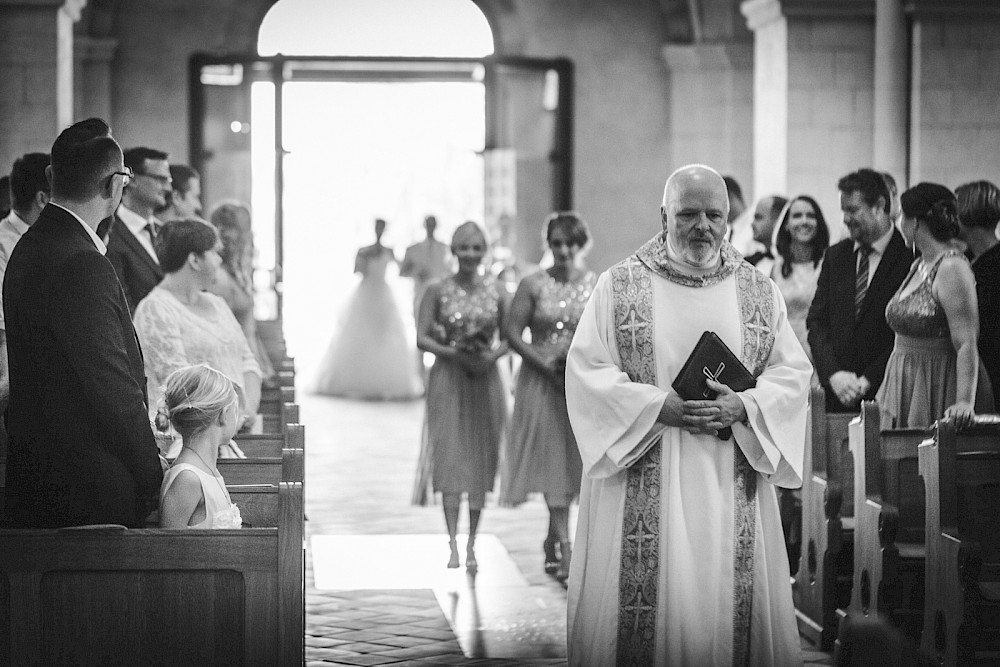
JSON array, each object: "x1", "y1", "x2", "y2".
[{"x1": 312, "y1": 218, "x2": 424, "y2": 399}]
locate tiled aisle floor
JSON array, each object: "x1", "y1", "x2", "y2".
[{"x1": 301, "y1": 392, "x2": 833, "y2": 666}]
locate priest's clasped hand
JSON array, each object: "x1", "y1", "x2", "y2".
[{"x1": 680, "y1": 379, "x2": 748, "y2": 436}]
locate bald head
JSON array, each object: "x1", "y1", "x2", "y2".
[{"x1": 660, "y1": 164, "x2": 729, "y2": 268}]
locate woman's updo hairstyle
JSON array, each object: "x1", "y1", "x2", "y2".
[
  {"x1": 900, "y1": 182, "x2": 961, "y2": 242},
  {"x1": 159, "y1": 364, "x2": 238, "y2": 438},
  {"x1": 543, "y1": 210, "x2": 590, "y2": 249},
  {"x1": 451, "y1": 220, "x2": 487, "y2": 251},
  {"x1": 155, "y1": 218, "x2": 219, "y2": 273}
]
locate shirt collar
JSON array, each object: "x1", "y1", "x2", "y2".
[
  {"x1": 117, "y1": 203, "x2": 160, "y2": 234},
  {"x1": 1, "y1": 210, "x2": 30, "y2": 235},
  {"x1": 855, "y1": 224, "x2": 894, "y2": 256},
  {"x1": 49, "y1": 202, "x2": 107, "y2": 255}
]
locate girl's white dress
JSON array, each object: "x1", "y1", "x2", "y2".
[{"x1": 159, "y1": 462, "x2": 242, "y2": 529}]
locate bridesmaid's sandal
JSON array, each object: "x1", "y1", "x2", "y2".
[
  {"x1": 447, "y1": 539, "x2": 460, "y2": 569},
  {"x1": 543, "y1": 537, "x2": 560, "y2": 575},
  {"x1": 466, "y1": 541, "x2": 478, "y2": 573}
]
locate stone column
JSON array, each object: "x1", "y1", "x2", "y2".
[
  {"x1": 661, "y1": 42, "x2": 754, "y2": 189},
  {"x1": 0, "y1": 0, "x2": 86, "y2": 170},
  {"x1": 873, "y1": 0, "x2": 908, "y2": 187},
  {"x1": 74, "y1": 36, "x2": 117, "y2": 125},
  {"x1": 741, "y1": 0, "x2": 876, "y2": 231}
]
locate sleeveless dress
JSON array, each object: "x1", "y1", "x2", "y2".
[
  {"x1": 412, "y1": 276, "x2": 508, "y2": 504},
  {"x1": 159, "y1": 462, "x2": 242, "y2": 529},
  {"x1": 313, "y1": 245, "x2": 423, "y2": 399},
  {"x1": 500, "y1": 270, "x2": 595, "y2": 506},
  {"x1": 876, "y1": 250, "x2": 992, "y2": 428},
  {"x1": 770, "y1": 257, "x2": 821, "y2": 361}
]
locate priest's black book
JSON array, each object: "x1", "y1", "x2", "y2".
[{"x1": 671, "y1": 331, "x2": 756, "y2": 440}]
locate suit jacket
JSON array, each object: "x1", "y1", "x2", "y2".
[
  {"x1": 106, "y1": 212, "x2": 164, "y2": 315},
  {"x1": 807, "y1": 228, "x2": 913, "y2": 412},
  {"x1": 2, "y1": 204, "x2": 162, "y2": 528}
]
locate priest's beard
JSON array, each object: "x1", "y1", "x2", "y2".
[{"x1": 666, "y1": 232, "x2": 721, "y2": 270}]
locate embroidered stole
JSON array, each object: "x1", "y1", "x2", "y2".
[{"x1": 610, "y1": 255, "x2": 775, "y2": 666}]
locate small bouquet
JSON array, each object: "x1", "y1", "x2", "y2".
[{"x1": 455, "y1": 329, "x2": 493, "y2": 355}]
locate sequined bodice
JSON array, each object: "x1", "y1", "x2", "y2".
[
  {"x1": 885, "y1": 251, "x2": 964, "y2": 338},
  {"x1": 529, "y1": 270, "x2": 595, "y2": 353},
  {"x1": 433, "y1": 276, "x2": 502, "y2": 348}
]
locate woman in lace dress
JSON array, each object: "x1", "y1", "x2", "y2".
[
  {"x1": 208, "y1": 201, "x2": 275, "y2": 383},
  {"x1": 413, "y1": 221, "x2": 509, "y2": 571},
  {"x1": 159, "y1": 365, "x2": 243, "y2": 529},
  {"x1": 134, "y1": 219, "x2": 261, "y2": 457},
  {"x1": 313, "y1": 218, "x2": 423, "y2": 399},
  {"x1": 768, "y1": 195, "x2": 830, "y2": 360},
  {"x1": 876, "y1": 182, "x2": 993, "y2": 429},
  {"x1": 501, "y1": 212, "x2": 595, "y2": 582}
]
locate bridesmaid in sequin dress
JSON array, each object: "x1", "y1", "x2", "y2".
[
  {"x1": 501, "y1": 212, "x2": 595, "y2": 582},
  {"x1": 412, "y1": 221, "x2": 509, "y2": 571},
  {"x1": 876, "y1": 182, "x2": 992, "y2": 429}
]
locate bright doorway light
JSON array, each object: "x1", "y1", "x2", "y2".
[{"x1": 254, "y1": 0, "x2": 491, "y2": 372}]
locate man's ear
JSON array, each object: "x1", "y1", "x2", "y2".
[
  {"x1": 44, "y1": 165, "x2": 54, "y2": 189},
  {"x1": 35, "y1": 190, "x2": 49, "y2": 210},
  {"x1": 186, "y1": 252, "x2": 199, "y2": 269}
]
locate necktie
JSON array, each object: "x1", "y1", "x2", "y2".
[
  {"x1": 145, "y1": 222, "x2": 158, "y2": 246},
  {"x1": 855, "y1": 245, "x2": 872, "y2": 317}
]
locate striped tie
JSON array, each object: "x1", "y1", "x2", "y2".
[{"x1": 855, "y1": 245, "x2": 872, "y2": 317}]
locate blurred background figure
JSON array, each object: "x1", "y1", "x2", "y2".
[
  {"x1": 501, "y1": 211, "x2": 595, "y2": 583},
  {"x1": 768, "y1": 195, "x2": 830, "y2": 361},
  {"x1": 0, "y1": 175, "x2": 10, "y2": 219},
  {"x1": 412, "y1": 221, "x2": 509, "y2": 572},
  {"x1": 746, "y1": 194, "x2": 789, "y2": 269},
  {"x1": 158, "y1": 164, "x2": 202, "y2": 222},
  {"x1": 723, "y1": 174, "x2": 753, "y2": 256},
  {"x1": 313, "y1": 217, "x2": 422, "y2": 399},
  {"x1": 400, "y1": 214, "x2": 451, "y2": 321},
  {"x1": 956, "y1": 180, "x2": 1000, "y2": 411},
  {"x1": 208, "y1": 201, "x2": 275, "y2": 384}
]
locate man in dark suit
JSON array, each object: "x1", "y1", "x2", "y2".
[
  {"x1": 105, "y1": 147, "x2": 170, "y2": 314},
  {"x1": 807, "y1": 168, "x2": 913, "y2": 412},
  {"x1": 2, "y1": 118, "x2": 163, "y2": 528}
]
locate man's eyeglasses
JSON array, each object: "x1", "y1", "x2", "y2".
[{"x1": 111, "y1": 167, "x2": 134, "y2": 187}]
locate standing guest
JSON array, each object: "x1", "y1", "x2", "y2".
[
  {"x1": 877, "y1": 183, "x2": 992, "y2": 429},
  {"x1": 157, "y1": 164, "x2": 202, "y2": 222},
  {"x1": 564, "y1": 164, "x2": 812, "y2": 665},
  {"x1": 158, "y1": 365, "x2": 243, "y2": 529},
  {"x1": 400, "y1": 214, "x2": 452, "y2": 319},
  {"x1": 956, "y1": 180, "x2": 1000, "y2": 411},
  {"x1": 882, "y1": 171, "x2": 902, "y2": 227},
  {"x1": 412, "y1": 221, "x2": 509, "y2": 572},
  {"x1": 0, "y1": 153, "x2": 50, "y2": 409},
  {"x1": 133, "y1": 218, "x2": 261, "y2": 457},
  {"x1": 208, "y1": 201, "x2": 275, "y2": 383},
  {"x1": 723, "y1": 174, "x2": 753, "y2": 256},
  {"x1": 769, "y1": 195, "x2": 830, "y2": 360},
  {"x1": 2, "y1": 117, "x2": 162, "y2": 528},
  {"x1": 744, "y1": 194, "x2": 789, "y2": 267},
  {"x1": 807, "y1": 168, "x2": 912, "y2": 412},
  {"x1": 106, "y1": 147, "x2": 171, "y2": 314},
  {"x1": 500, "y1": 211, "x2": 595, "y2": 582}
]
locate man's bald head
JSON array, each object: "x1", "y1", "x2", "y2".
[{"x1": 662, "y1": 164, "x2": 729, "y2": 214}]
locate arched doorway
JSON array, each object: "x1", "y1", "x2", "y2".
[{"x1": 190, "y1": 0, "x2": 573, "y2": 375}]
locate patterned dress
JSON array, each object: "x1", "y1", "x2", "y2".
[
  {"x1": 412, "y1": 275, "x2": 508, "y2": 504},
  {"x1": 501, "y1": 269, "x2": 595, "y2": 506},
  {"x1": 877, "y1": 250, "x2": 993, "y2": 428}
]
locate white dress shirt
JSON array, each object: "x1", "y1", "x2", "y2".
[
  {"x1": 117, "y1": 203, "x2": 160, "y2": 263},
  {"x1": 854, "y1": 224, "x2": 895, "y2": 288}
]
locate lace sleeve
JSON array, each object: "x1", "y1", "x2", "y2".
[{"x1": 133, "y1": 292, "x2": 191, "y2": 398}]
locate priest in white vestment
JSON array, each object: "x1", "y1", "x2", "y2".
[{"x1": 565, "y1": 165, "x2": 812, "y2": 666}]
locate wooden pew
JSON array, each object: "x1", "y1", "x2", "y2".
[
  {"x1": 0, "y1": 479, "x2": 304, "y2": 666},
  {"x1": 839, "y1": 401, "x2": 930, "y2": 648},
  {"x1": 260, "y1": 387, "x2": 296, "y2": 434},
  {"x1": 920, "y1": 415, "x2": 1000, "y2": 665},
  {"x1": 794, "y1": 386, "x2": 857, "y2": 649}
]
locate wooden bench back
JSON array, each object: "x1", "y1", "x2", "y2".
[
  {"x1": 0, "y1": 481, "x2": 303, "y2": 667},
  {"x1": 810, "y1": 386, "x2": 856, "y2": 517}
]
